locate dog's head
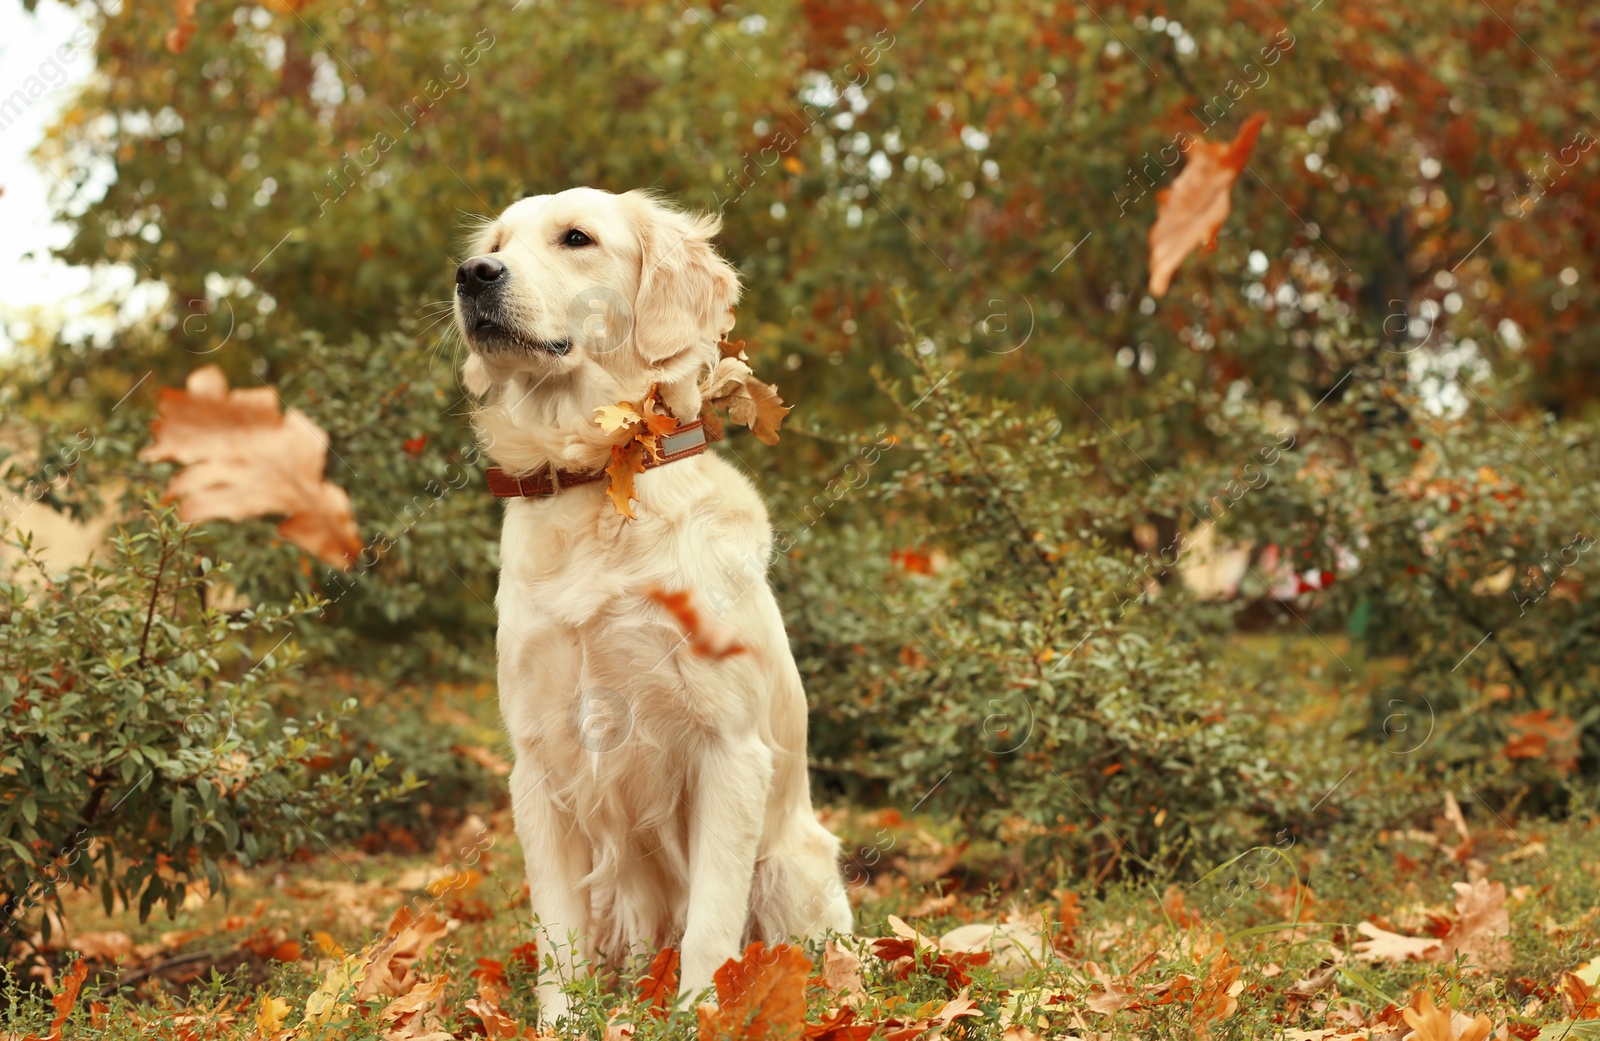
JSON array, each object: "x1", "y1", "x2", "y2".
[{"x1": 455, "y1": 188, "x2": 741, "y2": 428}]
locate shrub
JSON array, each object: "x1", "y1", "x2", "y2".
[{"x1": 0, "y1": 502, "x2": 419, "y2": 939}]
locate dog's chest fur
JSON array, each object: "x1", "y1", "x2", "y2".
[{"x1": 492, "y1": 454, "x2": 780, "y2": 955}]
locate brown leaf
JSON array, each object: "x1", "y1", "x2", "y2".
[
  {"x1": 33, "y1": 959, "x2": 88, "y2": 1041},
  {"x1": 1400, "y1": 990, "x2": 1493, "y2": 1041},
  {"x1": 1146, "y1": 112, "x2": 1267, "y2": 298},
  {"x1": 637, "y1": 947, "x2": 680, "y2": 1016},
  {"x1": 646, "y1": 588, "x2": 748, "y2": 659},
  {"x1": 1504, "y1": 708, "x2": 1579, "y2": 775},
  {"x1": 69, "y1": 931, "x2": 133, "y2": 961},
  {"x1": 140, "y1": 365, "x2": 361, "y2": 568},
  {"x1": 357, "y1": 910, "x2": 454, "y2": 1002},
  {"x1": 1191, "y1": 951, "x2": 1243, "y2": 1038},
  {"x1": 1561, "y1": 970, "x2": 1600, "y2": 1019},
  {"x1": 605, "y1": 439, "x2": 649, "y2": 519},
  {"x1": 698, "y1": 942, "x2": 812, "y2": 1041},
  {"x1": 725, "y1": 376, "x2": 791, "y2": 446},
  {"x1": 804, "y1": 1006, "x2": 877, "y2": 1041},
  {"x1": 1434, "y1": 879, "x2": 1511, "y2": 972},
  {"x1": 1353, "y1": 920, "x2": 1442, "y2": 962},
  {"x1": 821, "y1": 940, "x2": 866, "y2": 1006}
]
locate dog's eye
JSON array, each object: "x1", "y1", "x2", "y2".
[
  {"x1": 562, "y1": 229, "x2": 594, "y2": 248},
  {"x1": 489, "y1": 241, "x2": 501, "y2": 253}
]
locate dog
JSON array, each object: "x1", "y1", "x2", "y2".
[{"x1": 453, "y1": 187, "x2": 852, "y2": 1025}]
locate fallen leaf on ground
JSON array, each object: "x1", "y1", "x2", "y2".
[
  {"x1": 1353, "y1": 921, "x2": 1443, "y2": 962},
  {"x1": 822, "y1": 939, "x2": 866, "y2": 1006},
  {"x1": 140, "y1": 365, "x2": 361, "y2": 568},
  {"x1": 697, "y1": 942, "x2": 812, "y2": 1041},
  {"x1": 1147, "y1": 112, "x2": 1267, "y2": 297},
  {"x1": 1435, "y1": 879, "x2": 1511, "y2": 972},
  {"x1": 1401, "y1": 989, "x2": 1493, "y2": 1041},
  {"x1": 637, "y1": 947, "x2": 680, "y2": 1016}
]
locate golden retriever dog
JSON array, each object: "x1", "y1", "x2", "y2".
[{"x1": 453, "y1": 188, "x2": 852, "y2": 1025}]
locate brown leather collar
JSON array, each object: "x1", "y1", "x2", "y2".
[{"x1": 485, "y1": 420, "x2": 717, "y2": 498}]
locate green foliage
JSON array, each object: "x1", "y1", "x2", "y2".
[
  {"x1": 0, "y1": 502, "x2": 419, "y2": 938},
  {"x1": 4, "y1": 0, "x2": 1597, "y2": 899}
]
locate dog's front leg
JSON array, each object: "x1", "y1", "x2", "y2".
[
  {"x1": 678, "y1": 736, "x2": 774, "y2": 999},
  {"x1": 511, "y1": 758, "x2": 592, "y2": 1029}
]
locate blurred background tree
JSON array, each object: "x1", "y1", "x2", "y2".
[{"x1": 4, "y1": 0, "x2": 1597, "y2": 890}]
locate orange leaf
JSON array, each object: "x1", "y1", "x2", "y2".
[
  {"x1": 606, "y1": 439, "x2": 649, "y2": 519},
  {"x1": 35, "y1": 960, "x2": 88, "y2": 1041},
  {"x1": 1401, "y1": 989, "x2": 1493, "y2": 1041},
  {"x1": 646, "y1": 588, "x2": 748, "y2": 659},
  {"x1": 698, "y1": 942, "x2": 812, "y2": 1041},
  {"x1": 804, "y1": 1006, "x2": 877, "y2": 1040},
  {"x1": 1504, "y1": 708, "x2": 1579, "y2": 775},
  {"x1": 139, "y1": 365, "x2": 362, "y2": 569},
  {"x1": 637, "y1": 947, "x2": 680, "y2": 1016},
  {"x1": 1146, "y1": 113, "x2": 1266, "y2": 298}
]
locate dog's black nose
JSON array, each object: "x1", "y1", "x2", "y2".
[{"x1": 456, "y1": 256, "x2": 506, "y2": 298}]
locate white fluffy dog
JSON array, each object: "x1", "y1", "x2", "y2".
[{"x1": 453, "y1": 187, "x2": 851, "y2": 1025}]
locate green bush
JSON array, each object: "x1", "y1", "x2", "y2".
[{"x1": 0, "y1": 502, "x2": 419, "y2": 939}]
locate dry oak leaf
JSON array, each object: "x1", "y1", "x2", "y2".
[
  {"x1": 821, "y1": 939, "x2": 867, "y2": 1006},
  {"x1": 646, "y1": 587, "x2": 748, "y2": 659},
  {"x1": 1561, "y1": 968, "x2": 1600, "y2": 1019},
  {"x1": 380, "y1": 975, "x2": 455, "y2": 1041},
  {"x1": 1353, "y1": 921, "x2": 1443, "y2": 962},
  {"x1": 702, "y1": 356, "x2": 790, "y2": 446},
  {"x1": 697, "y1": 941, "x2": 812, "y2": 1041},
  {"x1": 1434, "y1": 879, "x2": 1511, "y2": 972},
  {"x1": 141, "y1": 365, "x2": 361, "y2": 569},
  {"x1": 605, "y1": 439, "x2": 650, "y2": 519},
  {"x1": 355, "y1": 909, "x2": 454, "y2": 1002},
  {"x1": 1401, "y1": 990, "x2": 1493, "y2": 1041},
  {"x1": 637, "y1": 947, "x2": 681, "y2": 1016},
  {"x1": 1147, "y1": 112, "x2": 1267, "y2": 298}
]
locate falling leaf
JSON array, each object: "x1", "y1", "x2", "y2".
[
  {"x1": 822, "y1": 940, "x2": 866, "y2": 1006},
  {"x1": 166, "y1": 0, "x2": 199, "y2": 52},
  {"x1": 697, "y1": 942, "x2": 812, "y2": 1041},
  {"x1": 140, "y1": 365, "x2": 362, "y2": 569},
  {"x1": 1401, "y1": 990, "x2": 1493, "y2": 1041},
  {"x1": 646, "y1": 588, "x2": 748, "y2": 659},
  {"x1": 402, "y1": 435, "x2": 428, "y2": 458},
  {"x1": 1146, "y1": 112, "x2": 1267, "y2": 298},
  {"x1": 606, "y1": 440, "x2": 649, "y2": 519},
  {"x1": 637, "y1": 947, "x2": 680, "y2": 1016}
]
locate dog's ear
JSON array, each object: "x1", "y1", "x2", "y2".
[
  {"x1": 460, "y1": 352, "x2": 491, "y2": 398},
  {"x1": 626, "y1": 193, "x2": 741, "y2": 365}
]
